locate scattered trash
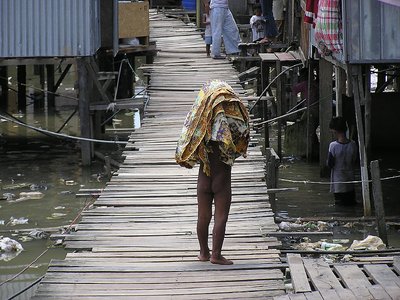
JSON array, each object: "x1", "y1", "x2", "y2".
[
  {"x1": 8, "y1": 217, "x2": 29, "y2": 226},
  {"x1": 65, "y1": 180, "x2": 77, "y2": 186},
  {"x1": 13, "y1": 191, "x2": 44, "y2": 202},
  {"x1": 320, "y1": 242, "x2": 344, "y2": 251},
  {"x1": 28, "y1": 229, "x2": 50, "y2": 239},
  {"x1": 2, "y1": 193, "x2": 15, "y2": 201},
  {"x1": 47, "y1": 213, "x2": 67, "y2": 220},
  {"x1": 0, "y1": 236, "x2": 23, "y2": 252},
  {"x1": 30, "y1": 184, "x2": 48, "y2": 191},
  {"x1": 278, "y1": 221, "x2": 304, "y2": 231},
  {"x1": 348, "y1": 235, "x2": 386, "y2": 251},
  {"x1": 54, "y1": 206, "x2": 65, "y2": 210},
  {"x1": 0, "y1": 220, "x2": 5, "y2": 225},
  {"x1": 0, "y1": 236, "x2": 23, "y2": 261},
  {"x1": 294, "y1": 241, "x2": 322, "y2": 251},
  {"x1": 59, "y1": 191, "x2": 73, "y2": 196},
  {"x1": 1, "y1": 182, "x2": 31, "y2": 190}
]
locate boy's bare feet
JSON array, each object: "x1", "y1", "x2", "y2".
[
  {"x1": 198, "y1": 252, "x2": 210, "y2": 261},
  {"x1": 210, "y1": 255, "x2": 233, "y2": 265}
]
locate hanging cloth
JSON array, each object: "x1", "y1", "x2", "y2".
[
  {"x1": 304, "y1": 0, "x2": 319, "y2": 27},
  {"x1": 314, "y1": 0, "x2": 343, "y2": 55},
  {"x1": 175, "y1": 80, "x2": 249, "y2": 177}
]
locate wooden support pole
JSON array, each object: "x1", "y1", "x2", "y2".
[
  {"x1": 266, "y1": 148, "x2": 279, "y2": 211},
  {"x1": 351, "y1": 65, "x2": 371, "y2": 216},
  {"x1": 276, "y1": 60, "x2": 283, "y2": 159},
  {"x1": 46, "y1": 64, "x2": 55, "y2": 108},
  {"x1": 17, "y1": 65, "x2": 26, "y2": 112},
  {"x1": 318, "y1": 58, "x2": 333, "y2": 177},
  {"x1": 54, "y1": 64, "x2": 72, "y2": 92},
  {"x1": 334, "y1": 65, "x2": 346, "y2": 116},
  {"x1": 0, "y1": 66, "x2": 8, "y2": 110},
  {"x1": 370, "y1": 160, "x2": 388, "y2": 246},
  {"x1": 77, "y1": 58, "x2": 93, "y2": 166},
  {"x1": 364, "y1": 65, "x2": 372, "y2": 158}
]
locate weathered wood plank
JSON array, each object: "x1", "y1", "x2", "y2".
[{"x1": 287, "y1": 254, "x2": 312, "y2": 293}]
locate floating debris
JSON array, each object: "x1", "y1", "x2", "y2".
[
  {"x1": 2, "y1": 193, "x2": 15, "y2": 201},
  {"x1": 47, "y1": 213, "x2": 67, "y2": 220},
  {"x1": 30, "y1": 184, "x2": 48, "y2": 191},
  {"x1": 28, "y1": 229, "x2": 50, "y2": 239},
  {"x1": 59, "y1": 191, "x2": 73, "y2": 196},
  {"x1": 1, "y1": 182, "x2": 32, "y2": 190},
  {"x1": 65, "y1": 180, "x2": 77, "y2": 186},
  {"x1": 348, "y1": 235, "x2": 386, "y2": 251},
  {"x1": 0, "y1": 236, "x2": 23, "y2": 252},
  {"x1": 8, "y1": 217, "x2": 29, "y2": 226},
  {"x1": 13, "y1": 191, "x2": 44, "y2": 202},
  {"x1": 0, "y1": 236, "x2": 24, "y2": 261}
]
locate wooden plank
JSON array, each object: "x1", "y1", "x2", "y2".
[
  {"x1": 287, "y1": 254, "x2": 312, "y2": 293},
  {"x1": 334, "y1": 264, "x2": 372, "y2": 289},
  {"x1": 363, "y1": 264, "x2": 400, "y2": 298},
  {"x1": 366, "y1": 285, "x2": 392, "y2": 300},
  {"x1": 303, "y1": 258, "x2": 343, "y2": 291},
  {"x1": 304, "y1": 291, "x2": 324, "y2": 300}
]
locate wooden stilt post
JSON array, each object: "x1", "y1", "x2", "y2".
[
  {"x1": 17, "y1": 65, "x2": 26, "y2": 112},
  {"x1": 334, "y1": 65, "x2": 346, "y2": 117},
  {"x1": 370, "y1": 160, "x2": 388, "y2": 246},
  {"x1": 0, "y1": 66, "x2": 8, "y2": 110},
  {"x1": 276, "y1": 60, "x2": 283, "y2": 159},
  {"x1": 77, "y1": 58, "x2": 93, "y2": 166},
  {"x1": 364, "y1": 65, "x2": 372, "y2": 158},
  {"x1": 318, "y1": 58, "x2": 333, "y2": 177},
  {"x1": 46, "y1": 64, "x2": 55, "y2": 108},
  {"x1": 265, "y1": 148, "x2": 278, "y2": 211},
  {"x1": 351, "y1": 65, "x2": 371, "y2": 216}
]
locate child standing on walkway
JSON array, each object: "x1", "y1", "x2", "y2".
[
  {"x1": 175, "y1": 80, "x2": 250, "y2": 264},
  {"x1": 250, "y1": 6, "x2": 266, "y2": 42},
  {"x1": 203, "y1": 1, "x2": 212, "y2": 57},
  {"x1": 327, "y1": 116, "x2": 358, "y2": 206}
]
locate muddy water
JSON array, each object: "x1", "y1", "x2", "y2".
[
  {"x1": 0, "y1": 65, "x2": 135, "y2": 298},
  {"x1": 0, "y1": 127, "x2": 109, "y2": 299}
]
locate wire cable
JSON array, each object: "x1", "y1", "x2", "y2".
[{"x1": 0, "y1": 113, "x2": 128, "y2": 145}]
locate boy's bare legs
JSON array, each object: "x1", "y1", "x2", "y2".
[
  {"x1": 209, "y1": 143, "x2": 233, "y2": 265},
  {"x1": 206, "y1": 44, "x2": 211, "y2": 57},
  {"x1": 197, "y1": 163, "x2": 213, "y2": 261}
]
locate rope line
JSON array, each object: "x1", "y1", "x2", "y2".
[
  {"x1": 0, "y1": 113, "x2": 128, "y2": 145},
  {"x1": 279, "y1": 173, "x2": 400, "y2": 185}
]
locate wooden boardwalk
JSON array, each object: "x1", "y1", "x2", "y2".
[
  {"x1": 32, "y1": 13, "x2": 285, "y2": 299},
  {"x1": 274, "y1": 255, "x2": 400, "y2": 300}
]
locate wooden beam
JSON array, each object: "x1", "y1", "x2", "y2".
[
  {"x1": 77, "y1": 57, "x2": 93, "y2": 166},
  {"x1": 318, "y1": 58, "x2": 333, "y2": 177},
  {"x1": 0, "y1": 66, "x2": 8, "y2": 110},
  {"x1": 54, "y1": 64, "x2": 72, "y2": 92},
  {"x1": 17, "y1": 65, "x2": 26, "y2": 112},
  {"x1": 370, "y1": 160, "x2": 388, "y2": 246},
  {"x1": 350, "y1": 65, "x2": 371, "y2": 216}
]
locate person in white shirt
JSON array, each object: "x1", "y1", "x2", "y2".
[{"x1": 250, "y1": 6, "x2": 265, "y2": 42}]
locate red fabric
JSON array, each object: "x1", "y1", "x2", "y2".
[{"x1": 304, "y1": 0, "x2": 319, "y2": 27}]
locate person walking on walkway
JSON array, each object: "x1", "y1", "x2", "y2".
[
  {"x1": 175, "y1": 80, "x2": 250, "y2": 264},
  {"x1": 209, "y1": 0, "x2": 241, "y2": 59}
]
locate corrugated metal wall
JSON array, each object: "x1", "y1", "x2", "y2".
[
  {"x1": 0, "y1": 0, "x2": 101, "y2": 58},
  {"x1": 343, "y1": 0, "x2": 400, "y2": 63}
]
